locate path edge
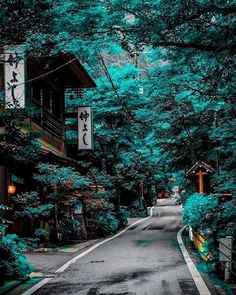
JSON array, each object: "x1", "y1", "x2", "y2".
[{"x1": 177, "y1": 225, "x2": 211, "y2": 295}]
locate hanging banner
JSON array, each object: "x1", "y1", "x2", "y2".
[
  {"x1": 4, "y1": 46, "x2": 25, "y2": 109},
  {"x1": 78, "y1": 106, "x2": 93, "y2": 150}
]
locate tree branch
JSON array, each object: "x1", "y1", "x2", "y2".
[{"x1": 152, "y1": 41, "x2": 235, "y2": 51}]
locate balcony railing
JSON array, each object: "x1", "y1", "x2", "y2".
[{"x1": 30, "y1": 99, "x2": 65, "y2": 140}]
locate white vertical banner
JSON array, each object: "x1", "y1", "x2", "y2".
[
  {"x1": 4, "y1": 46, "x2": 25, "y2": 109},
  {"x1": 78, "y1": 106, "x2": 93, "y2": 150}
]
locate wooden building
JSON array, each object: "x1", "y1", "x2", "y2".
[{"x1": 0, "y1": 50, "x2": 96, "y2": 235}]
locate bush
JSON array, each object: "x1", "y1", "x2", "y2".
[
  {"x1": 118, "y1": 207, "x2": 129, "y2": 227},
  {"x1": 0, "y1": 234, "x2": 32, "y2": 282},
  {"x1": 59, "y1": 217, "x2": 80, "y2": 240},
  {"x1": 96, "y1": 212, "x2": 119, "y2": 235},
  {"x1": 34, "y1": 228, "x2": 49, "y2": 243},
  {"x1": 129, "y1": 200, "x2": 147, "y2": 217},
  {"x1": 183, "y1": 193, "x2": 218, "y2": 230}
]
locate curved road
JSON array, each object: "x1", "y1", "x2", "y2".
[{"x1": 33, "y1": 204, "x2": 199, "y2": 295}]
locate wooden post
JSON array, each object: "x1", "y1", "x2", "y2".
[{"x1": 196, "y1": 169, "x2": 207, "y2": 193}]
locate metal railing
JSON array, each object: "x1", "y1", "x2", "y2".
[
  {"x1": 217, "y1": 239, "x2": 236, "y2": 277},
  {"x1": 30, "y1": 99, "x2": 65, "y2": 140},
  {"x1": 193, "y1": 231, "x2": 236, "y2": 277}
]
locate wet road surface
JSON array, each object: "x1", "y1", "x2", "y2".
[{"x1": 33, "y1": 204, "x2": 199, "y2": 295}]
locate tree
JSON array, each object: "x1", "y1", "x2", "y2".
[
  {"x1": 66, "y1": 48, "x2": 174, "y2": 212},
  {"x1": 33, "y1": 163, "x2": 90, "y2": 241},
  {"x1": 12, "y1": 191, "x2": 53, "y2": 240},
  {"x1": 57, "y1": 0, "x2": 235, "y2": 197},
  {"x1": 1, "y1": 0, "x2": 235, "y2": 242}
]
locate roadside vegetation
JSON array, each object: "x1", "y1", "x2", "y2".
[{"x1": 0, "y1": 0, "x2": 235, "y2": 281}]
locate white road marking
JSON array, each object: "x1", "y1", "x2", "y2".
[
  {"x1": 22, "y1": 207, "x2": 154, "y2": 295},
  {"x1": 177, "y1": 225, "x2": 211, "y2": 295}
]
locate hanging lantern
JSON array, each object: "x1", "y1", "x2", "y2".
[{"x1": 8, "y1": 184, "x2": 16, "y2": 195}]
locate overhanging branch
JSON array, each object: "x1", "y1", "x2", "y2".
[{"x1": 152, "y1": 41, "x2": 235, "y2": 52}]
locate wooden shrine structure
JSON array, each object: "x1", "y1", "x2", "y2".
[{"x1": 186, "y1": 161, "x2": 215, "y2": 194}]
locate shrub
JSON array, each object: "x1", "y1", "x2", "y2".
[
  {"x1": 0, "y1": 234, "x2": 32, "y2": 282},
  {"x1": 129, "y1": 200, "x2": 147, "y2": 217},
  {"x1": 183, "y1": 193, "x2": 218, "y2": 230},
  {"x1": 96, "y1": 212, "x2": 119, "y2": 235},
  {"x1": 118, "y1": 207, "x2": 129, "y2": 227}
]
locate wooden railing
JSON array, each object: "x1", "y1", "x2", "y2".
[{"x1": 30, "y1": 99, "x2": 65, "y2": 140}]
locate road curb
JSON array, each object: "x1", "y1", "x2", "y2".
[
  {"x1": 177, "y1": 225, "x2": 211, "y2": 295},
  {"x1": 22, "y1": 207, "x2": 154, "y2": 295}
]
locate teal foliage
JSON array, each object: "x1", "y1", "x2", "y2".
[
  {"x1": 59, "y1": 217, "x2": 80, "y2": 238},
  {"x1": 33, "y1": 163, "x2": 90, "y2": 241},
  {"x1": 129, "y1": 200, "x2": 147, "y2": 218},
  {"x1": 221, "y1": 201, "x2": 236, "y2": 221},
  {"x1": 22, "y1": 237, "x2": 39, "y2": 250},
  {"x1": 96, "y1": 212, "x2": 119, "y2": 235},
  {"x1": 34, "y1": 228, "x2": 49, "y2": 239},
  {"x1": 1, "y1": 0, "x2": 236, "y2": 256},
  {"x1": 0, "y1": 205, "x2": 12, "y2": 236},
  {"x1": 0, "y1": 234, "x2": 32, "y2": 282},
  {"x1": 183, "y1": 193, "x2": 218, "y2": 230},
  {"x1": 118, "y1": 207, "x2": 130, "y2": 227},
  {"x1": 197, "y1": 260, "x2": 215, "y2": 273},
  {"x1": 12, "y1": 192, "x2": 53, "y2": 220},
  {"x1": 66, "y1": 59, "x2": 168, "y2": 209},
  {"x1": 218, "y1": 200, "x2": 236, "y2": 237},
  {"x1": 0, "y1": 113, "x2": 40, "y2": 162},
  {"x1": 0, "y1": 205, "x2": 33, "y2": 282},
  {"x1": 34, "y1": 163, "x2": 89, "y2": 188},
  {"x1": 184, "y1": 193, "x2": 236, "y2": 238}
]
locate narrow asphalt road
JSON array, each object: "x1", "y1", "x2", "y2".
[{"x1": 33, "y1": 203, "x2": 199, "y2": 295}]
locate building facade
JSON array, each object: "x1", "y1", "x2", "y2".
[{"x1": 0, "y1": 48, "x2": 95, "y2": 237}]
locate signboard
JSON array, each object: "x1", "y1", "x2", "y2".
[
  {"x1": 78, "y1": 106, "x2": 93, "y2": 150},
  {"x1": 4, "y1": 46, "x2": 25, "y2": 108}
]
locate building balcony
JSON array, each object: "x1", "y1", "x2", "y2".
[{"x1": 30, "y1": 99, "x2": 65, "y2": 141}]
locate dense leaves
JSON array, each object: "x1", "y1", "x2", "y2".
[
  {"x1": 1, "y1": 0, "x2": 236, "y2": 280},
  {"x1": 33, "y1": 163, "x2": 90, "y2": 241},
  {"x1": 183, "y1": 193, "x2": 236, "y2": 237},
  {"x1": 0, "y1": 234, "x2": 32, "y2": 282}
]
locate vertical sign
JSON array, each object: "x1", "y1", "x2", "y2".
[
  {"x1": 4, "y1": 46, "x2": 25, "y2": 109},
  {"x1": 78, "y1": 106, "x2": 93, "y2": 150}
]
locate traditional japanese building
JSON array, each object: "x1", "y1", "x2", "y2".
[{"x1": 0, "y1": 48, "x2": 96, "y2": 235}]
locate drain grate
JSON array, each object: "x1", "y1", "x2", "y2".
[
  {"x1": 90, "y1": 260, "x2": 105, "y2": 263},
  {"x1": 178, "y1": 278, "x2": 200, "y2": 295}
]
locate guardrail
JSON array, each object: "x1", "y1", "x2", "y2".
[
  {"x1": 193, "y1": 231, "x2": 236, "y2": 280},
  {"x1": 217, "y1": 238, "x2": 236, "y2": 277}
]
